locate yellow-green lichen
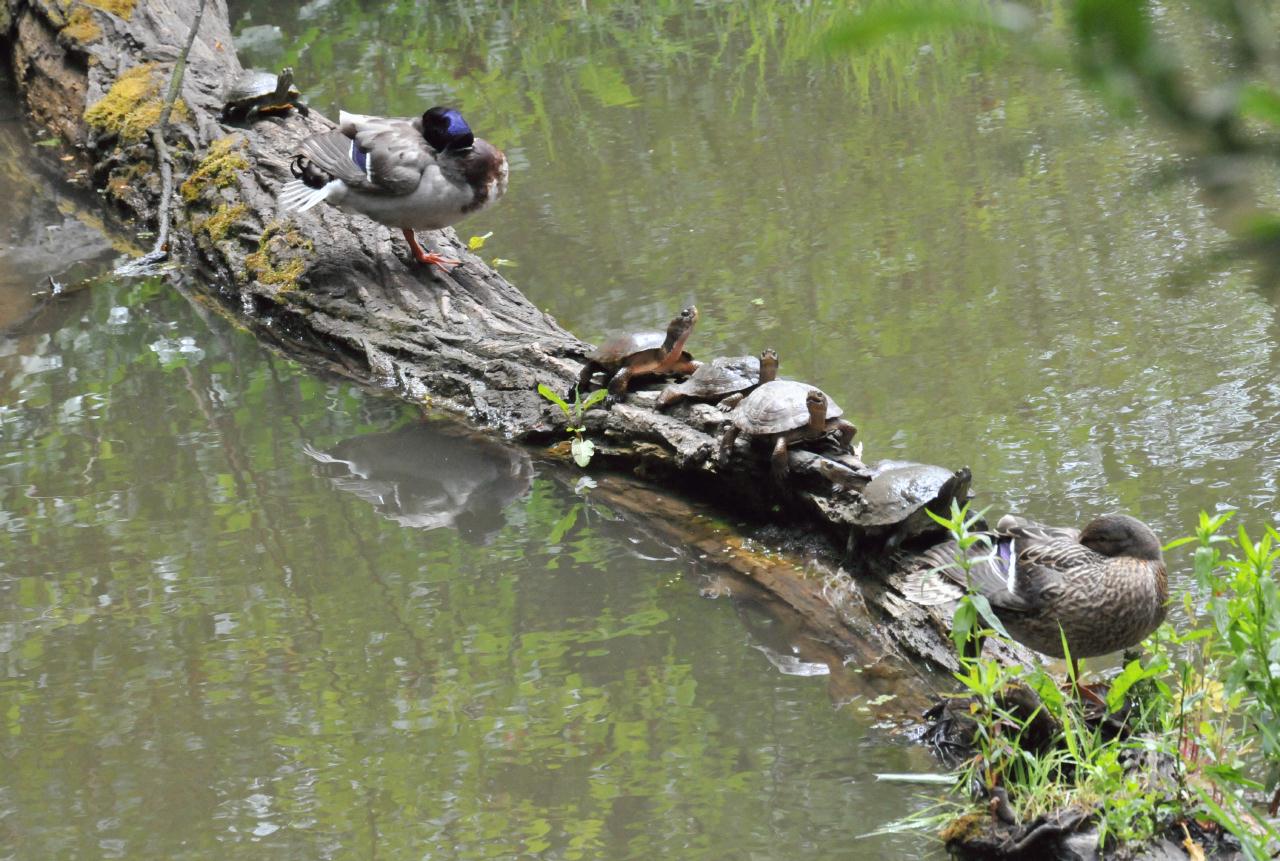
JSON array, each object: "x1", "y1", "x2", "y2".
[
  {"x1": 83, "y1": 0, "x2": 135, "y2": 17},
  {"x1": 245, "y1": 223, "x2": 312, "y2": 292},
  {"x1": 195, "y1": 203, "x2": 248, "y2": 243},
  {"x1": 83, "y1": 63, "x2": 190, "y2": 143},
  {"x1": 180, "y1": 136, "x2": 249, "y2": 203},
  {"x1": 61, "y1": 6, "x2": 101, "y2": 42}
]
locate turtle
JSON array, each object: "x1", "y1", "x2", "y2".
[
  {"x1": 221, "y1": 67, "x2": 310, "y2": 123},
  {"x1": 655, "y1": 348, "x2": 779, "y2": 411},
  {"x1": 571, "y1": 306, "x2": 699, "y2": 407},
  {"x1": 717, "y1": 380, "x2": 856, "y2": 481},
  {"x1": 845, "y1": 460, "x2": 974, "y2": 558}
]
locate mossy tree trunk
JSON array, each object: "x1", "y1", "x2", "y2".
[{"x1": 0, "y1": 0, "x2": 1016, "y2": 676}]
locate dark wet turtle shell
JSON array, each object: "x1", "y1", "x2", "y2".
[
  {"x1": 846, "y1": 460, "x2": 973, "y2": 554},
  {"x1": 855, "y1": 461, "x2": 957, "y2": 527},
  {"x1": 587, "y1": 330, "x2": 667, "y2": 367},
  {"x1": 221, "y1": 68, "x2": 306, "y2": 120},
  {"x1": 732, "y1": 379, "x2": 843, "y2": 435},
  {"x1": 657, "y1": 355, "x2": 758, "y2": 406}
]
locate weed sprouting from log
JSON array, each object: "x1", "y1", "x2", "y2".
[{"x1": 537, "y1": 383, "x2": 607, "y2": 467}]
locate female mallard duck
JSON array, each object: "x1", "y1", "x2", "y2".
[
  {"x1": 900, "y1": 513, "x2": 1168, "y2": 668},
  {"x1": 278, "y1": 106, "x2": 508, "y2": 269}
]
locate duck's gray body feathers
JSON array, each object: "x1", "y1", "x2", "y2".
[{"x1": 278, "y1": 111, "x2": 508, "y2": 231}]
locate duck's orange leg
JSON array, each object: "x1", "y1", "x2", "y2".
[{"x1": 402, "y1": 229, "x2": 460, "y2": 269}]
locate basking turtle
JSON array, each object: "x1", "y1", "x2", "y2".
[
  {"x1": 717, "y1": 380, "x2": 856, "y2": 481},
  {"x1": 655, "y1": 348, "x2": 779, "y2": 411},
  {"x1": 221, "y1": 67, "x2": 310, "y2": 123},
  {"x1": 572, "y1": 306, "x2": 699, "y2": 407},
  {"x1": 846, "y1": 460, "x2": 974, "y2": 557}
]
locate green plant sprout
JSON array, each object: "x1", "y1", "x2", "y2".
[
  {"x1": 924, "y1": 500, "x2": 1010, "y2": 660},
  {"x1": 537, "y1": 383, "x2": 607, "y2": 467}
]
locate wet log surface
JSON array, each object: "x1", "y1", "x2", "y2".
[{"x1": 0, "y1": 0, "x2": 1018, "y2": 678}]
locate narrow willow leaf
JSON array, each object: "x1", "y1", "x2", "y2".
[{"x1": 537, "y1": 383, "x2": 571, "y2": 415}]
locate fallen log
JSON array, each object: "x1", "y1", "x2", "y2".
[{"x1": 0, "y1": 0, "x2": 1024, "y2": 674}]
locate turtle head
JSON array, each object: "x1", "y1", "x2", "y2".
[
  {"x1": 1079, "y1": 514, "x2": 1164, "y2": 562},
  {"x1": 660, "y1": 306, "x2": 698, "y2": 358},
  {"x1": 422, "y1": 107, "x2": 475, "y2": 152},
  {"x1": 759, "y1": 348, "x2": 779, "y2": 383},
  {"x1": 276, "y1": 67, "x2": 295, "y2": 97},
  {"x1": 805, "y1": 388, "x2": 828, "y2": 432}
]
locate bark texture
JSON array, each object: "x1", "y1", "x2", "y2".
[{"x1": 0, "y1": 0, "x2": 1015, "y2": 674}]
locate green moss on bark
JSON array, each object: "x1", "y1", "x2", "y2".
[
  {"x1": 84, "y1": 63, "x2": 190, "y2": 142},
  {"x1": 179, "y1": 136, "x2": 250, "y2": 203}
]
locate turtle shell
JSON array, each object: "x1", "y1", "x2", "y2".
[
  {"x1": 586, "y1": 330, "x2": 665, "y2": 366},
  {"x1": 732, "y1": 379, "x2": 843, "y2": 435},
  {"x1": 223, "y1": 69, "x2": 299, "y2": 107},
  {"x1": 854, "y1": 460, "x2": 958, "y2": 527},
  {"x1": 665, "y1": 355, "x2": 759, "y2": 399}
]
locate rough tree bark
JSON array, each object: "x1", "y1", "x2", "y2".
[{"x1": 0, "y1": 0, "x2": 1021, "y2": 676}]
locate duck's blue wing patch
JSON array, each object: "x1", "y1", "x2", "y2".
[{"x1": 349, "y1": 140, "x2": 370, "y2": 179}]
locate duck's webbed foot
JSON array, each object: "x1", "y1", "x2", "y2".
[{"x1": 403, "y1": 229, "x2": 460, "y2": 270}]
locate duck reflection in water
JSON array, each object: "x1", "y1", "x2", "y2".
[{"x1": 304, "y1": 423, "x2": 533, "y2": 544}]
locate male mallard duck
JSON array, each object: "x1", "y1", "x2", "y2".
[
  {"x1": 278, "y1": 106, "x2": 508, "y2": 269},
  {"x1": 900, "y1": 513, "x2": 1168, "y2": 670}
]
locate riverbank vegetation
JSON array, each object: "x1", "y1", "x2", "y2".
[{"x1": 884, "y1": 508, "x2": 1280, "y2": 858}]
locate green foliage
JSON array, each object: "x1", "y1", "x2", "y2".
[
  {"x1": 1179, "y1": 512, "x2": 1280, "y2": 810},
  {"x1": 924, "y1": 501, "x2": 1009, "y2": 656},
  {"x1": 537, "y1": 383, "x2": 607, "y2": 467},
  {"x1": 821, "y1": 0, "x2": 1031, "y2": 54},
  {"x1": 889, "y1": 509, "x2": 1280, "y2": 855},
  {"x1": 822, "y1": 0, "x2": 1280, "y2": 254}
]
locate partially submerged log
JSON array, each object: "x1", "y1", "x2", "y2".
[{"x1": 0, "y1": 0, "x2": 1016, "y2": 674}]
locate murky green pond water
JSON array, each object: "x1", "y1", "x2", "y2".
[{"x1": 4, "y1": 0, "x2": 1279, "y2": 857}]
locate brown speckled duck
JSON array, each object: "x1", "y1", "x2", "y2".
[{"x1": 900, "y1": 513, "x2": 1168, "y2": 669}]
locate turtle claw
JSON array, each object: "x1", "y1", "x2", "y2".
[{"x1": 603, "y1": 393, "x2": 625, "y2": 409}]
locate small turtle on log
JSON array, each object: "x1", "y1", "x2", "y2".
[
  {"x1": 655, "y1": 348, "x2": 779, "y2": 411},
  {"x1": 571, "y1": 306, "x2": 699, "y2": 407},
  {"x1": 845, "y1": 460, "x2": 974, "y2": 557},
  {"x1": 221, "y1": 67, "x2": 310, "y2": 123},
  {"x1": 717, "y1": 380, "x2": 856, "y2": 482}
]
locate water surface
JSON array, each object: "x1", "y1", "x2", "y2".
[
  {"x1": 231, "y1": 0, "x2": 1280, "y2": 540},
  {"x1": 4, "y1": 1, "x2": 1280, "y2": 858}
]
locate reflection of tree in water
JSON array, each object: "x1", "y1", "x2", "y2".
[
  {"x1": 0, "y1": 85, "x2": 115, "y2": 339},
  {"x1": 305, "y1": 423, "x2": 533, "y2": 544}
]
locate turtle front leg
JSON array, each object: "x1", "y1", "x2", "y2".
[
  {"x1": 294, "y1": 101, "x2": 311, "y2": 117},
  {"x1": 717, "y1": 425, "x2": 739, "y2": 468},
  {"x1": 568, "y1": 363, "x2": 598, "y2": 403},
  {"x1": 770, "y1": 435, "x2": 790, "y2": 483},
  {"x1": 716, "y1": 392, "x2": 745, "y2": 413},
  {"x1": 831, "y1": 419, "x2": 857, "y2": 450},
  {"x1": 604, "y1": 367, "x2": 635, "y2": 408}
]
